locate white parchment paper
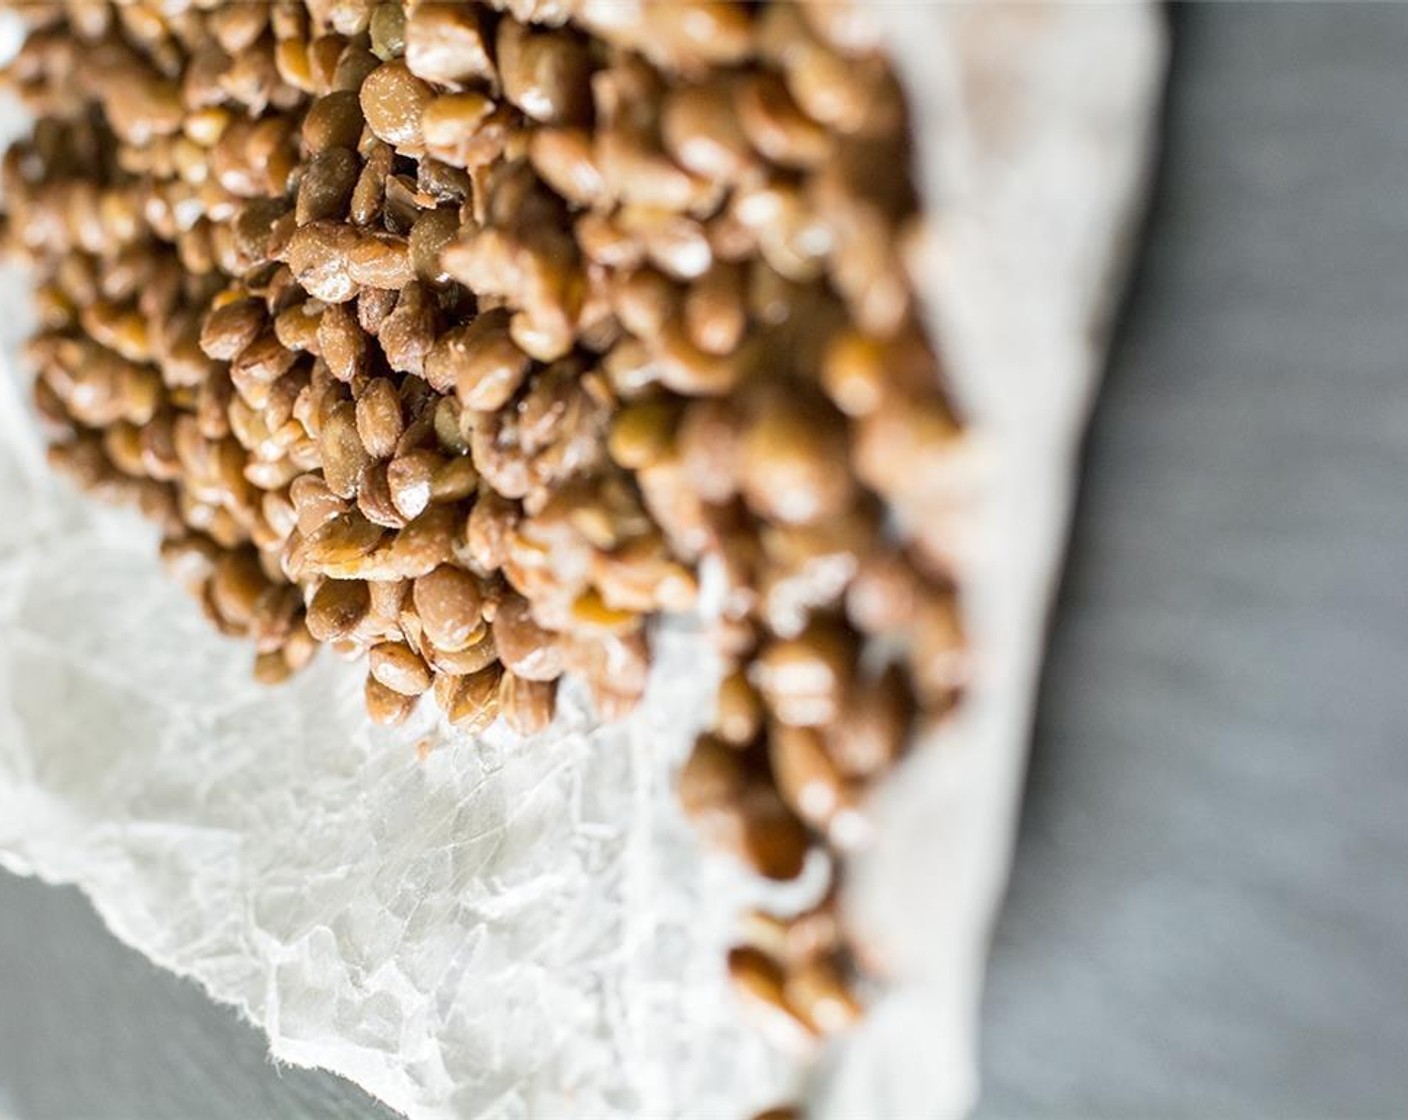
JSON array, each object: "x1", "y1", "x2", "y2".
[
  {"x1": 0, "y1": 7, "x2": 1164, "y2": 1119},
  {"x1": 825, "y1": 7, "x2": 1165, "y2": 1118}
]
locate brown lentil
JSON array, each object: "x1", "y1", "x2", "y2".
[
  {"x1": 306, "y1": 576, "x2": 372, "y2": 642},
  {"x1": 360, "y1": 59, "x2": 434, "y2": 149},
  {"x1": 498, "y1": 672, "x2": 558, "y2": 736},
  {"x1": 403, "y1": 3, "x2": 494, "y2": 87},
  {"x1": 295, "y1": 146, "x2": 360, "y2": 224},
  {"x1": 439, "y1": 662, "x2": 504, "y2": 731},
  {"x1": 3, "y1": 5, "x2": 971, "y2": 1111},
  {"x1": 355, "y1": 376, "x2": 404, "y2": 459},
  {"x1": 726, "y1": 945, "x2": 815, "y2": 1052},
  {"x1": 412, "y1": 564, "x2": 482, "y2": 651},
  {"x1": 364, "y1": 673, "x2": 418, "y2": 725},
  {"x1": 302, "y1": 89, "x2": 366, "y2": 154},
  {"x1": 369, "y1": 640, "x2": 433, "y2": 695}
]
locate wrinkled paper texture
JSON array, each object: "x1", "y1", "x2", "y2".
[{"x1": 0, "y1": 7, "x2": 1163, "y2": 1119}]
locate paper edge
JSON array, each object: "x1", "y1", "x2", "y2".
[{"x1": 830, "y1": 6, "x2": 1169, "y2": 1118}]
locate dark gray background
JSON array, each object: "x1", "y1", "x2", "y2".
[
  {"x1": 4, "y1": 5, "x2": 1408, "y2": 1118},
  {"x1": 978, "y1": 5, "x2": 1408, "y2": 1118},
  {"x1": 0, "y1": 873, "x2": 398, "y2": 1120}
]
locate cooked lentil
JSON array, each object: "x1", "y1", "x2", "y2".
[{"x1": 0, "y1": 2, "x2": 970, "y2": 1111}]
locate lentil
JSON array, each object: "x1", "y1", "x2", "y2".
[{"x1": 2, "y1": 6, "x2": 971, "y2": 1111}]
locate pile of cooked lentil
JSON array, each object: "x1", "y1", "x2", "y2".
[{"x1": 0, "y1": 0, "x2": 969, "y2": 1105}]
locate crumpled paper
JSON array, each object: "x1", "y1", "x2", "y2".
[{"x1": 0, "y1": 7, "x2": 1164, "y2": 1119}]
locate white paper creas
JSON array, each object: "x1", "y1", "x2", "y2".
[{"x1": 0, "y1": 7, "x2": 1164, "y2": 1120}]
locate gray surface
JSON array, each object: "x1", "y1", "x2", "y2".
[
  {"x1": 978, "y1": 5, "x2": 1408, "y2": 1119},
  {"x1": 5, "y1": 6, "x2": 1408, "y2": 1119},
  {"x1": 0, "y1": 872, "x2": 398, "y2": 1119}
]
